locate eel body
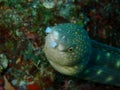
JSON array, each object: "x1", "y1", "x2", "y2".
[{"x1": 43, "y1": 23, "x2": 120, "y2": 86}]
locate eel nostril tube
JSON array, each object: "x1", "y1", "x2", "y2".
[
  {"x1": 50, "y1": 41, "x2": 57, "y2": 48},
  {"x1": 45, "y1": 27, "x2": 52, "y2": 34}
]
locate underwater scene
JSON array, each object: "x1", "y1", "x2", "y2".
[{"x1": 0, "y1": 0, "x2": 120, "y2": 90}]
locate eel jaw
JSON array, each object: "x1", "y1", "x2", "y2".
[{"x1": 48, "y1": 60, "x2": 84, "y2": 76}]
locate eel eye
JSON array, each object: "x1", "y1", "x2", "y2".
[{"x1": 68, "y1": 47, "x2": 73, "y2": 52}]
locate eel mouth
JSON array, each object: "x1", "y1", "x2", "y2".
[{"x1": 48, "y1": 60, "x2": 82, "y2": 76}]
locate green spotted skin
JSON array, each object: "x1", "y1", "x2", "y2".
[
  {"x1": 83, "y1": 40, "x2": 120, "y2": 86},
  {"x1": 43, "y1": 23, "x2": 120, "y2": 86}
]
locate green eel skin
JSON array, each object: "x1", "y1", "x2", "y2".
[{"x1": 43, "y1": 23, "x2": 120, "y2": 86}]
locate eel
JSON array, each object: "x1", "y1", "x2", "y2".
[{"x1": 43, "y1": 23, "x2": 120, "y2": 86}]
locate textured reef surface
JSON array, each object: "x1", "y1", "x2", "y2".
[{"x1": 0, "y1": 0, "x2": 120, "y2": 90}]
